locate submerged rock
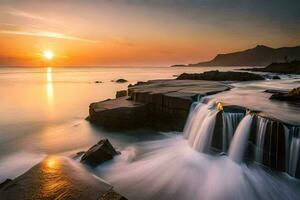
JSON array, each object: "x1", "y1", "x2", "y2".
[
  {"x1": 0, "y1": 156, "x2": 126, "y2": 200},
  {"x1": 81, "y1": 139, "x2": 119, "y2": 167},
  {"x1": 116, "y1": 79, "x2": 128, "y2": 83},
  {"x1": 270, "y1": 87, "x2": 300, "y2": 101},
  {"x1": 176, "y1": 70, "x2": 264, "y2": 81}
]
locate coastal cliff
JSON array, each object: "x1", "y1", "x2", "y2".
[{"x1": 171, "y1": 45, "x2": 300, "y2": 67}]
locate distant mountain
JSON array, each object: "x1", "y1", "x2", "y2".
[{"x1": 172, "y1": 45, "x2": 300, "y2": 67}]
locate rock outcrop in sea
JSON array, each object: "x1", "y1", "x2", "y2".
[
  {"x1": 80, "y1": 139, "x2": 119, "y2": 167},
  {"x1": 245, "y1": 60, "x2": 300, "y2": 74},
  {"x1": 176, "y1": 70, "x2": 264, "y2": 81},
  {"x1": 270, "y1": 87, "x2": 300, "y2": 101}
]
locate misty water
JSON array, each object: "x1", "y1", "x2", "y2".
[{"x1": 0, "y1": 67, "x2": 299, "y2": 199}]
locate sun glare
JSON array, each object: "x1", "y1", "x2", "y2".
[{"x1": 43, "y1": 50, "x2": 54, "y2": 60}]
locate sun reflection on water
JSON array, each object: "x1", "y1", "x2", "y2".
[{"x1": 46, "y1": 67, "x2": 54, "y2": 105}]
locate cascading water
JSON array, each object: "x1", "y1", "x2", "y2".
[
  {"x1": 288, "y1": 127, "x2": 300, "y2": 177},
  {"x1": 222, "y1": 112, "x2": 244, "y2": 152},
  {"x1": 183, "y1": 101, "x2": 204, "y2": 138},
  {"x1": 183, "y1": 100, "x2": 218, "y2": 152},
  {"x1": 91, "y1": 102, "x2": 300, "y2": 200},
  {"x1": 228, "y1": 115, "x2": 253, "y2": 163},
  {"x1": 192, "y1": 109, "x2": 218, "y2": 152},
  {"x1": 255, "y1": 117, "x2": 269, "y2": 163}
]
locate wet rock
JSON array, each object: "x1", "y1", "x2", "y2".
[
  {"x1": 270, "y1": 87, "x2": 300, "y2": 101},
  {"x1": 116, "y1": 79, "x2": 128, "y2": 83},
  {"x1": 116, "y1": 90, "x2": 127, "y2": 98},
  {"x1": 89, "y1": 80, "x2": 230, "y2": 131},
  {"x1": 0, "y1": 156, "x2": 126, "y2": 200},
  {"x1": 0, "y1": 179, "x2": 12, "y2": 189},
  {"x1": 264, "y1": 89, "x2": 287, "y2": 94},
  {"x1": 128, "y1": 80, "x2": 230, "y2": 131},
  {"x1": 273, "y1": 75, "x2": 281, "y2": 80},
  {"x1": 177, "y1": 70, "x2": 264, "y2": 81},
  {"x1": 89, "y1": 96, "x2": 147, "y2": 130},
  {"x1": 73, "y1": 151, "x2": 86, "y2": 159},
  {"x1": 80, "y1": 139, "x2": 119, "y2": 167}
]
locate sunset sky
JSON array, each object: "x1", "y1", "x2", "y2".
[{"x1": 0, "y1": 0, "x2": 299, "y2": 66}]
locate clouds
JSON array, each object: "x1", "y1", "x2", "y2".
[
  {"x1": 0, "y1": 30, "x2": 98, "y2": 43},
  {"x1": 0, "y1": 6, "x2": 98, "y2": 43}
]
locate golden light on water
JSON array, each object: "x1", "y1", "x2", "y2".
[
  {"x1": 46, "y1": 67, "x2": 54, "y2": 104},
  {"x1": 46, "y1": 158, "x2": 57, "y2": 169}
]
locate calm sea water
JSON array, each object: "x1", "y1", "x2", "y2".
[{"x1": 0, "y1": 66, "x2": 299, "y2": 198}]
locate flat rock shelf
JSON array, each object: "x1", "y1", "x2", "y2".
[{"x1": 89, "y1": 80, "x2": 230, "y2": 131}]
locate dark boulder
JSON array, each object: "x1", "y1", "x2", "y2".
[
  {"x1": 80, "y1": 139, "x2": 119, "y2": 167},
  {"x1": 176, "y1": 70, "x2": 264, "y2": 81},
  {"x1": 116, "y1": 90, "x2": 127, "y2": 98},
  {"x1": 95, "y1": 81, "x2": 103, "y2": 83},
  {"x1": 270, "y1": 87, "x2": 300, "y2": 101},
  {"x1": 273, "y1": 75, "x2": 281, "y2": 80}
]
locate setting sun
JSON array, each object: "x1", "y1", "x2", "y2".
[{"x1": 43, "y1": 51, "x2": 54, "y2": 60}]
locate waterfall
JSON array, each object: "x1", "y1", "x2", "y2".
[
  {"x1": 183, "y1": 100, "x2": 218, "y2": 153},
  {"x1": 183, "y1": 101, "x2": 202, "y2": 138},
  {"x1": 228, "y1": 115, "x2": 253, "y2": 163},
  {"x1": 191, "y1": 109, "x2": 218, "y2": 152},
  {"x1": 254, "y1": 117, "x2": 269, "y2": 163},
  {"x1": 288, "y1": 127, "x2": 300, "y2": 177},
  {"x1": 222, "y1": 112, "x2": 245, "y2": 152}
]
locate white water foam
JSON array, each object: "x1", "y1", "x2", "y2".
[{"x1": 94, "y1": 136, "x2": 300, "y2": 200}]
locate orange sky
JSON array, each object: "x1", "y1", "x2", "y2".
[{"x1": 0, "y1": 0, "x2": 299, "y2": 66}]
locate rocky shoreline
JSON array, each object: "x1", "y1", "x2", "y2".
[
  {"x1": 176, "y1": 70, "x2": 264, "y2": 81},
  {"x1": 88, "y1": 76, "x2": 300, "y2": 178}
]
